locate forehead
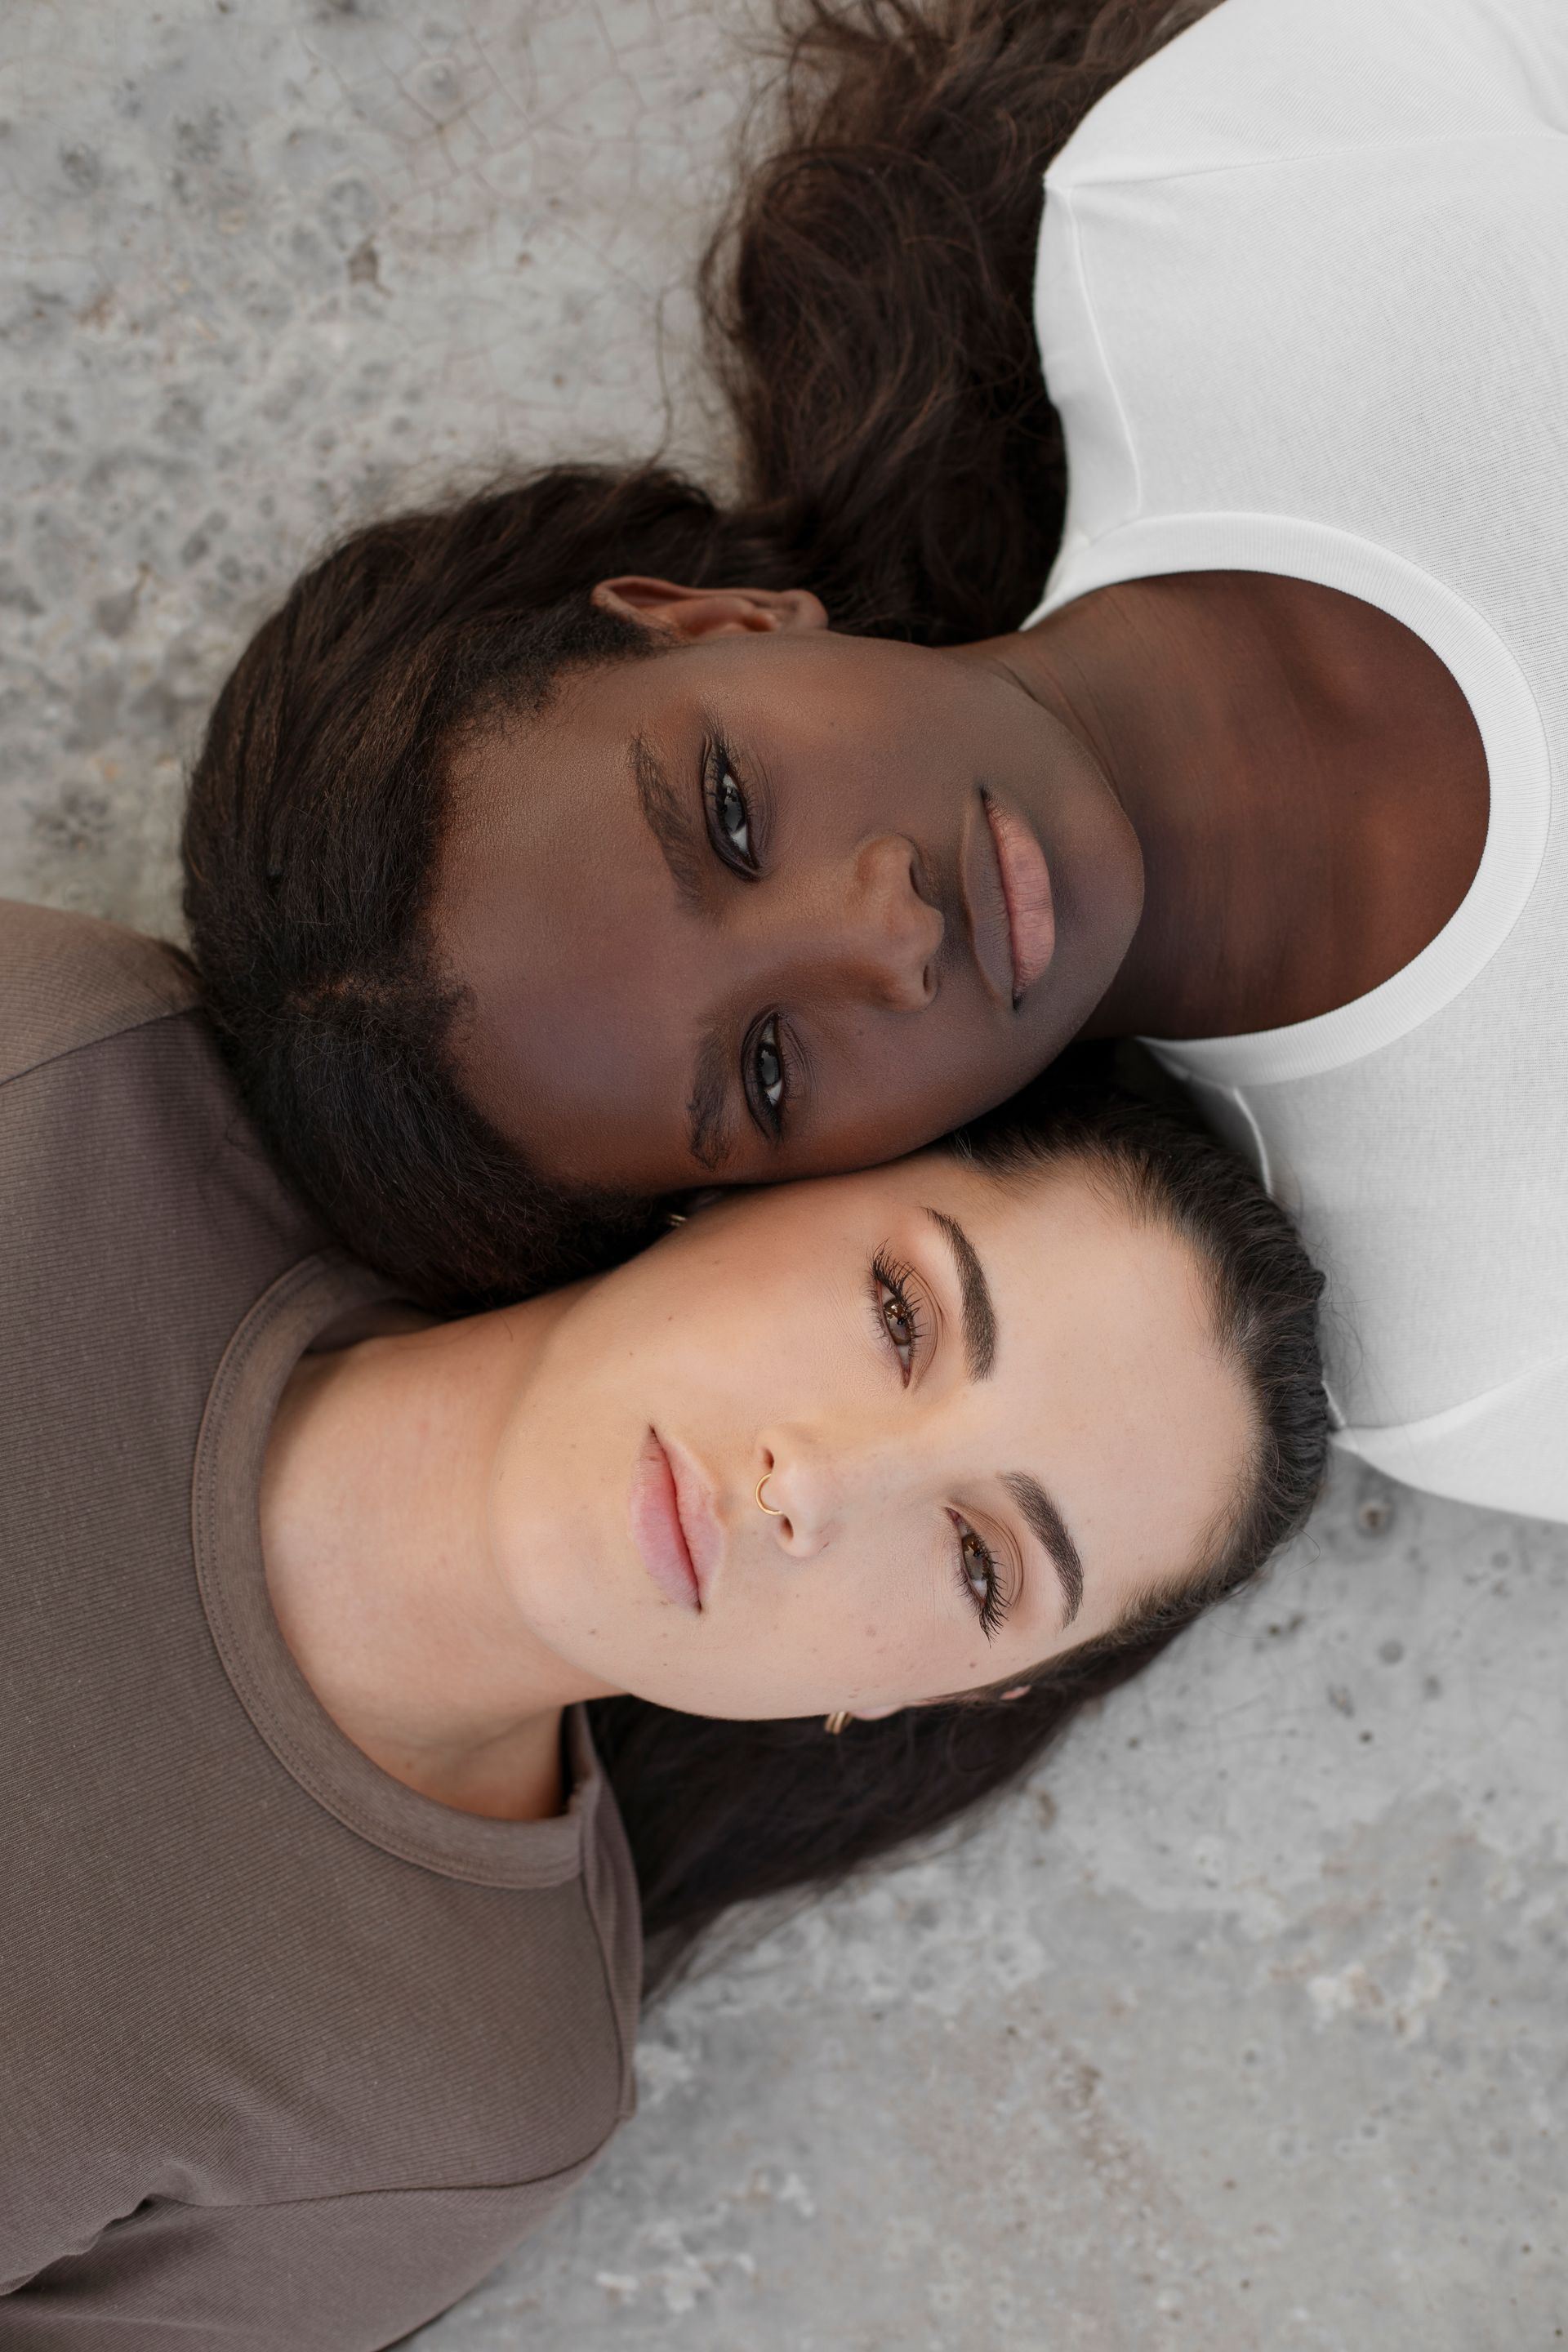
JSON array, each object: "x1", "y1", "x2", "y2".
[
  {"x1": 434, "y1": 678, "x2": 697, "y2": 1155},
  {"x1": 914, "y1": 1154, "x2": 1247, "y2": 1575},
  {"x1": 706, "y1": 1147, "x2": 1250, "y2": 1615}
]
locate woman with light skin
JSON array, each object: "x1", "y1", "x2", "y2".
[
  {"x1": 183, "y1": 0, "x2": 1568, "y2": 1519},
  {"x1": 261, "y1": 1141, "x2": 1262, "y2": 1823},
  {"x1": 1, "y1": 902, "x2": 1321, "y2": 2345}
]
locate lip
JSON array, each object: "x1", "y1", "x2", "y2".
[
  {"x1": 968, "y1": 788, "x2": 1055, "y2": 1004},
  {"x1": 629, "y1": 1428, "x2": 722, "y2": 1613}
]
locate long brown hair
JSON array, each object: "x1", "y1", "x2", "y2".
[
  {"x1": 702, "y1": 0, "x2": 1198, "y2": 642},
  {"x1": 181, "y1": 0, "x2": 1195, "y2": 1308},
  {"x1": 597, "y1": 1070, "x2": 1327, "y2": 1992}
]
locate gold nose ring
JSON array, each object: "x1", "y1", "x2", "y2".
[{"x1": 755, "y1": 1474, "x2": 782, "y2": 1516}]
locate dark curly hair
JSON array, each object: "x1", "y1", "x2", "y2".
[{"x1": 182, "y1": 0, "x2": 1202, "y2": 1311}]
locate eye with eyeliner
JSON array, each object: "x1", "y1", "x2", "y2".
[
  {"x1": 949, "y1": 1511, "x2": 1013, "y2": 1642},
  {"x1": 700, "y1": 734, "x2": 794, "y2": 1139},
  {"x1": 743, "y1": 1013, "x2": 794, "y2": 1138},
  {"x1": 869, "y1": 1247, "x2": 931, "y2": 1384},
  {"x1": 870, "y1": 1248, "x2": 1018, "y2": 1642},
  {"x1": 702, "y1": 734, "x2": 764, "y2": 875}
]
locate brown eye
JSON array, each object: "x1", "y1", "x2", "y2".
[
  {"x1": 882, "y1": 1292, "x2": 914, "y2": 1351},
  {"x1": 951, "y1": 1512, "x2": 1006, "y2": 1639},
  {"x1": 870, "y1": 1253, "x2": 923, "y2": 1382}
]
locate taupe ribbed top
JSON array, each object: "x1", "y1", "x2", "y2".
[{"x1": 0, "y1": 901, "x2": 640, "y2": 2350}]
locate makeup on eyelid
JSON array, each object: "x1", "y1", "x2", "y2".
[
  {"x1": 439, "y1": 619, "x2": 1143, "y2": 1200},
  {"x1": 491, "y1": 1147, "x2": 1249, "y2": 1727}
]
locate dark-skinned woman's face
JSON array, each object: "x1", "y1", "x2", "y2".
[{"x1": 433, "y1": 579, "x2": 1143, "y2": 1196}]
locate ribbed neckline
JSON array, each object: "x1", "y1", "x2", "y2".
[
  {"x1": 1023, "y1": 511, "x2": 1553, "y2": 1087},
  {"x1": 191, "y1": 1254, "x2": 604, "y2": 1890}
]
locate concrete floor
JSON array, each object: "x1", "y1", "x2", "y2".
[{"x1": 3, "y1": 5, "x2": 1564, "y2": 2347}]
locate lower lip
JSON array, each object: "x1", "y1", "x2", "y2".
[
  {"x1": 984, "y1": 791, "x2": 1056, "y2": 1000},
  {"x1": 629, "y1": 1429, "x2": 702, "y2": 1612}
]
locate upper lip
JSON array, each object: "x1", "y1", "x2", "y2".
[
  {"x1": 960, "y1": 789, "x2": 1022, "y2": 1009},
  {"x1": 659, "y1": 1431, "x2": 725, "y2": 1608}
]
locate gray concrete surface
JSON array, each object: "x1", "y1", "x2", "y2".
[{"x1": 3, "y1": 6, "x2": 1564, "y2": 2348}]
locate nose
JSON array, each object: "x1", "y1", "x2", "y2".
[
  {"x1": 755, "y1": 1432, "x2": 898, "y2": 1558},
  {"x1": 808, "y1": 835, "x2": 944, "y2": 1012},
  {"x1": 754, "y1": 1442, "x2": 836, "y2": 1559}
]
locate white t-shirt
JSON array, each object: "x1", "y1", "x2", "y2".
[{"x1": 1025, "y1": 0, "x2": 1568, "y2": 1519}]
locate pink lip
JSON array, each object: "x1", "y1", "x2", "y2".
[
  {"x1": 982, "y1": 790, "x2": 1056, "y2": 1001},
  {"x1": 629, "y1": 1428, "x2": 722, "y2": 1613}
]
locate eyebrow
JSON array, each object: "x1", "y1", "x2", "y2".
[
  {"x1": 920, "y1": 1206, "x2": 1085, "y2": 1627},
  {"x1": 686, "y1": 1019, "x2": 734, "y2": 1172},
  {"x1": 924, "y1": 1208, "x2": 996, "y2": 1381},
  {"x1": 1003, "y1": 1471, "x2": 1085, "y2": 1627},
  {"x1": 631, "y1": 733, "x2": 704, "y2": 912},
  {"x1": 630, "y1": 734, "x2": 738, "y2": 1170}
]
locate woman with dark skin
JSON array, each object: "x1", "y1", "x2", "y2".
[
  {"x1": 183, "y1": 0, "x2": 1567, "y2": 1516},
  {"x1": 439, "y1": 565, "x2": 1482, "y2": 1194}
]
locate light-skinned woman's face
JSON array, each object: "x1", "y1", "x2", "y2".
[
  {"x1": 434, "y1": 581, "x2": 1143, "y2": 1196},
  {"x1": 487, "y1": 1148, "x2": 1254, "y2": 1722}
]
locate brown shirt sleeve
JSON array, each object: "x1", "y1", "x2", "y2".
[
  {"x1": 4, "y1": 2164, "x2": 604, "y2": 2351},
  {"x1": 0, "y1": 906, "x2": 641, "y2": 2346},
  {"x1": 0, "y1": 896, "x2": 195, "y2": 1086}
]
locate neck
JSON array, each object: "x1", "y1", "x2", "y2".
[
  {"x1": 999, "y1": 571, "x2": 1487, "y2": 1040},
  {"x1": 259, "y1": 1294, "x2": 616, "y2": 1822}
]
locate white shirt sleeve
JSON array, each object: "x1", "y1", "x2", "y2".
[{"x1": 1337, "y1": 1359, "x2": 1568, "y2": 1525}]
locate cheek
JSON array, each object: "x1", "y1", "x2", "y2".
[{"x1": 785, "y1": 1018, "x2": 1019, "y2": 1180}]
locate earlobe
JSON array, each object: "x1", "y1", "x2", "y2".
[{"x1": 664, "y1": 1186, "x2": 728, "y2": 1230}]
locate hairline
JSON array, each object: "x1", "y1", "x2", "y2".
[{"x1": 934, "y1": 1124, "x2": 1271, "y2": 1707}]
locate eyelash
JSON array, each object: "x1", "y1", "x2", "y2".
[
  {"x1": 870, "y1": 1248, "x2": 925, "y2": 1382},
  {"x1": 703, "y1": 736, "x2": 760, "y2": 875},
  {"x1": 951, "y1": 1512, "x2": 1009, "y2": 1643},
  {"x1": 869, "y1": 1250, "x2": 1010, "y2": 1643},
  {"x1": 703, "y1": 738, "x2": 795, "y2": 1138}
]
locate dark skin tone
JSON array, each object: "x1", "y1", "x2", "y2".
[{"x1": 435, "y1": 569, "x2": 1488, "y2": 1196}]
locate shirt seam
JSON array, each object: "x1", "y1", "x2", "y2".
[
  {"x1": 1047, "y1": 125, "x2": 1567, "y2": 198},
  {"x1": 117, "y1": 2135, "x2": 624, "y2": 2221},
  {"x1": 191, "y1": 1258, "x2": 590, "y2": 1892},
  {"x1": 0, "y1": 1000, "x2": 196, "y2": 1097},
  {"x1": 1042, "y1": 513, "x2": 1554, "y2": 1078},
  {"x1": 572, "y1": 1765, "x2": 639, "y2": 2123},
  {"x1": 1334, "y1": 1346, "x2": 1568, "y2": 1443},
  {"x1": 1054, "y1": 183, "x2": 1143, "y2": 525}
]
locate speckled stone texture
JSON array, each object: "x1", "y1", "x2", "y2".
[{"x1": 4, "y1": 7, "x2": 1565, "y2": 2350}]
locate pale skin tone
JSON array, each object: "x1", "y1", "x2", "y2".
[
  {"x1": 260, "y1": 1150, "x2": 1254, "y2": 1825},
  {"x1": 436, "y1": 568, "x2": 1488, "y2": 1196}
]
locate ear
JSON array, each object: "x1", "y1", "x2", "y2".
[
  {"x1": 591, "y1": 576, "x2": 829, "y2": 642},
  {"x1": 663, "y1": 1186, "x2": 728, "y2": 1231}
]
